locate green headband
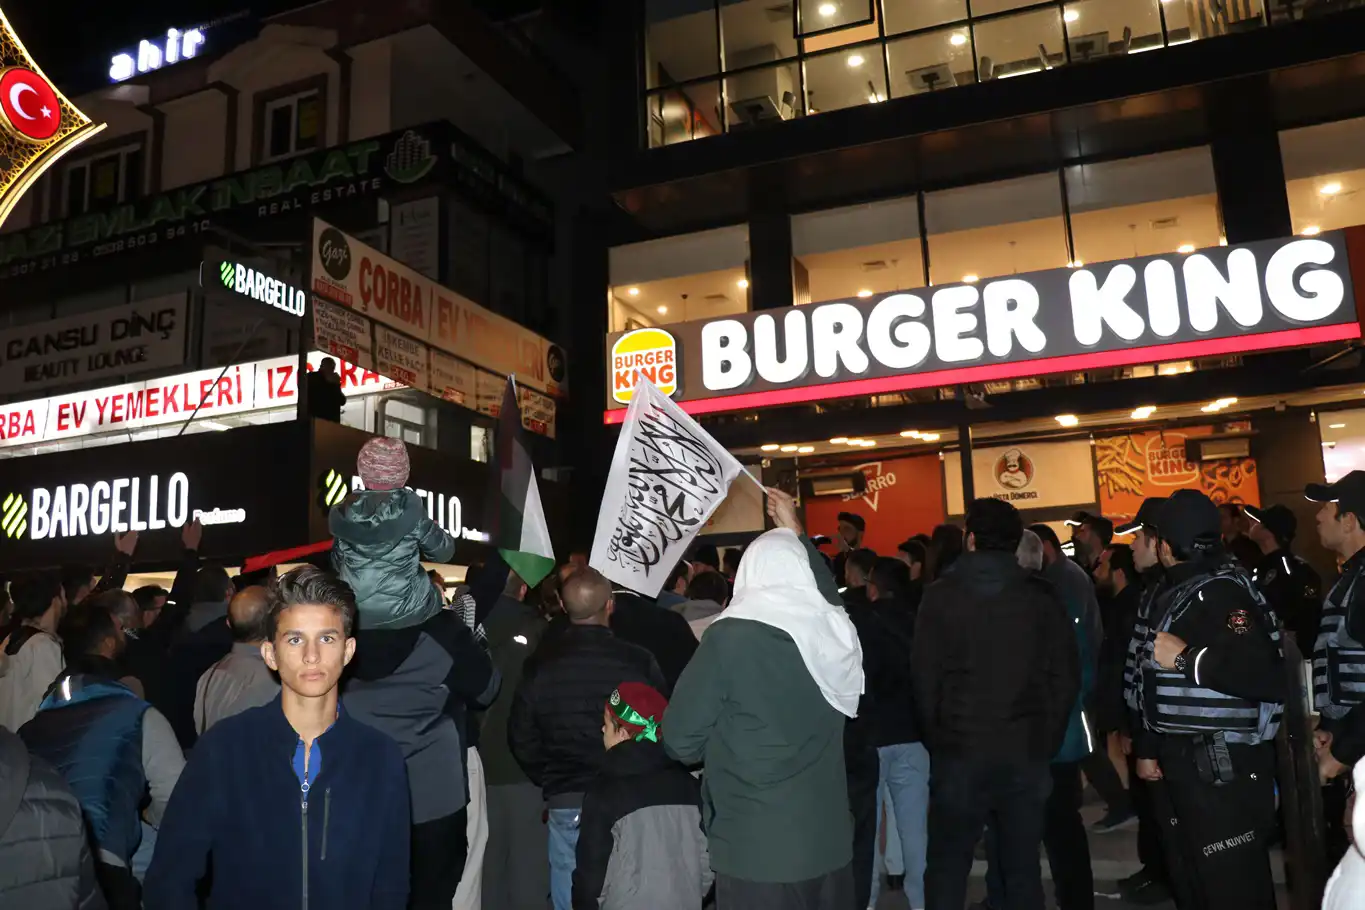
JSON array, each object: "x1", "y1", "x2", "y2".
[{"x1": 609, "y1": 689, "x2": 659, "y2": 743}]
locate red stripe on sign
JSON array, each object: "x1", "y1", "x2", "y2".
[{"x1": 601, "y1": 323, "x2": 1362, "y2": 425}]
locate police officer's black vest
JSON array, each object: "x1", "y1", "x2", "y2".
[
  {"x1": 1142, "y1": 563, "x2": 1284, "y2": 745},
  {"x1": 1124, "y1": 575, "x2": 1164, "y2": 714},
  {"x1": 1313, "y1": 558, "x2": 1365, "y2": 718}
]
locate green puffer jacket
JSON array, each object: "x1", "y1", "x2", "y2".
[{"x1": 330, "y1": 488, "x2": 456, "y2": 630}]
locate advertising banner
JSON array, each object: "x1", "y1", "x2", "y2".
[
  {"x1": 430, "y1": 350, "x2": 476, "y2": 408},
  {"x1": 0, "y1": 296, "x2": 188, "y2": 395},
  {"x1": 1096, "y1": 426, "x2": 1260, "y2": 523},
  {"x1": 313, "y1": 298, "x2": 373, "y2": 364},
  {"x1": 374, "y1": 325, "x2": 428, "y2": 389},
  {"x1": 0, "y1": 423, "x2": 307, "y2": 570},
  {"x1": 310, "y1": 217, "x2": 565, "y2": 396},
  {"x1": 520, "y1": 385, "x2": 557, "y2": 439},
  {"x1": 604, "y1": 233, "x2": 1362, "y2": 421},
  {"x1": 805, "y1": 455, "x2": 947, "y2": 555},
  {"x1": 944, "y1": 439, "x2": 1097, "y2": 515}
]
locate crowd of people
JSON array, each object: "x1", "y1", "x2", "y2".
[{"x1": 0, "y1": 432, "x2": 1361, "y2": 910}]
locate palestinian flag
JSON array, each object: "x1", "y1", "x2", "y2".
[{"x1": 493, "y1": 378, "x2": 556, "y2": 586}]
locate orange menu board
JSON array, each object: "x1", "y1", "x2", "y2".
[
  {"x1": 1096, "y1": 426, "x2": 1259, "y2": 524},
  {"x1": 806, "y1": 454, "x2": 947, "y2": 556}
]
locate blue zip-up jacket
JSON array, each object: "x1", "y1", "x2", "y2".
[
  {"x1": 1050, "y1": 567, "x2": 1097, "y2": 764},
  {"x1": 143, "y1": 697, "x2": 410, "y2": 910}
]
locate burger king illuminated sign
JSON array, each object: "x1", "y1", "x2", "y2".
[{"x1": 611, "y1": 328, "x2": 678, "y2": 404}]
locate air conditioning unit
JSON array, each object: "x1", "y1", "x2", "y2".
[
  {"x1": 800, "y1": 472, "x2": 868, "y2": 498},
  {"x1": 1185, "y1": 435, "x2": 1252, "y2": 462}
]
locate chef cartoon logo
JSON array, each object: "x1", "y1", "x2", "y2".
[{"x1": 995, "y1": 448, "x2": 1035, "y2": 491}]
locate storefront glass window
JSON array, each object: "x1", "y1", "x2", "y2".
[
  {"x1": 792, "y1": 196, "x2": 924, "y2": 303},
  {"x1": 803, "y1": 42, "x2": 889, "y2": 113},
  {"x1": 1321, "y1": 409, "x2": 1365, "y2": 482},
  {"x1": 645, "y1": 0, "x2": 720, "y2": 90},
  {"x1": 972, "y1": 7, "x2": 1065, "y2": 80},
  {"x1": 882, "y1": 0, "x2": 967, "y2": 35},
  {"x1": 1066, "y1": 147, "x2": 1220, "y2": 266},
  {"x1": 924, "y1": 173, "x2": 1067, "y2": 284},
  {"x1": 724, "y1": 61, "x2": 804, "y2": 131},
  {"x1": 887, "y1": 27, "x2": 975, "y2": 96},
  {"x1": 1281, "y1": 117, "x2": 1365, "y2": 237},
  {"x1": 609, "y1": 225, "x2": 750, "y2": 331}
]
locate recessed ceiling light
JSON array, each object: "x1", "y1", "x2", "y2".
[
  {"x1": 818, "y1": 1, "x2": 837, "y2": 15},
  {"x1": 797, "y1": 445, "x2": 815, "y2": 453},
  {"x1": 1302, "y1": 225, "x2": 1322, "y2": 236},
  {"x1": 830, "y1": 437, "x2": 848, "y2": 444},
  {"x1": 920, "y1": 433, "x2": 941, "y2": 442},
  {"x1": 627, "y1": 287, "x2": 639, "y2": 296},
  {"x1": 737, "y1": 278, "x2": 750, "y2": 289},
  {"x1": 760, "y1": 444, "x2": 780, "y2": 451},
  {"x1": 949, "y1": 32, "x2": 968, "y2": 46},
  {"x1": 1063, "y1": 8, "x2": 1079, "y2": 21},
  {"x1": 1131, "y1": 405, "x2": 1156, "y2": 419},
  {"x1": 656, "y1": 305, "x2": 668, "y2": 314},
  {"x1": 860, "y1": 439, "x2": 877, "y2": 447},
  {"x1": 899, "y1": 429, "x2": 921, "y2": 438},
  {"x1": 1177, "y1": 243, "x2": 1195, "y2": 254},
  {"x1": 780, "y1": 444, "x2": 799, "y2": 453},
  {"x1": 1056, "y1": 414, "x2": 1079, "y2": 427},
  {"x1": 856, "y1": 288, "x2": 873, "y2": 298},
  {"x1": 962, "y1": 273, "x2": 979, "y2": 283},
  {"x1": 847, "y1": 53, "x2": 865, "y2": 68},
  {"x1": 1320, "y1": 181, "x2": 1343, "y2": 196},
  {"x1": 846, "y1": 438, "x2": 865, "y2": 445},
  {"x1": 1330, "y1": 423, "x2": 1347, "y2": 429}
]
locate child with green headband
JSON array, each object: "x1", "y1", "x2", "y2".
[{"x1": 572, "y1": 682, "x2": 713, "y2": 909}]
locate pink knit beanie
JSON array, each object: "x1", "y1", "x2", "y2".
[{"x1": 357, "y1": 437, "x2": 410, "y2": 491}]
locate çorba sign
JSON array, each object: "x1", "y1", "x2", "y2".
[
  {"x1": 1, "y1": 473, "x2": 245, "y2": 542},
  {"x1": 0, "y1": 9, "x2": 105, "y2": 230},
  {"x1": 603, "y1": 233, "x2": 1363, "y2": 421}
]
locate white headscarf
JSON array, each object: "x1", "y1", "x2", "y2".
[
  {"x1": 714, "y1": 528, "x2": 865, "y2": 717},
  {"x1": 1323, "y1": 761, "x2": 1365, "y2": 910}
]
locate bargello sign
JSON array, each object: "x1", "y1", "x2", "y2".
[{"x1": 603, "y1": 233, "x2": 1363, "y2": 420}]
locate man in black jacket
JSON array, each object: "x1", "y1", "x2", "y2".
[
  {"x1": 508, "y1": 567, "x2": 665, "y2": 910},
  {"x1": 1090, "y1": 544, "x2": 1139, "y2": 833},
  {"x1": 912, "y1": 498, "x2": 1079, "y2": 910},
  {"x1": 866, "y1": 557, "x2": 928, "y2": 910},
  {"x1": 608, "y1": 589, "x2": 697, "y2": 690},
  {"x1": 1244, "y1": 503, "x2": 1323, "y2": 648}
]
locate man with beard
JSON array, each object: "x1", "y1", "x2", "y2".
[
  {"x1": 1067, "y1": 512, "x2": 1114, "y2": 574},
  {"x1": 832, "y1": 512, "x2": 867, "y2": 588}
]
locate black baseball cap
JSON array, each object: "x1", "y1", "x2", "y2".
[
  {"x1": 837, "y1": 512, "x2": 866, "y2": 531},
  {"x1": 1306, "y1": 471, "x2": 1365, "y2": 519},
  {"x1": 1244, "y1": 503, "x2": 1296, "y2": 543},
  {"x1": 1150, "y1": 489, "x2": 1222, "y2": 552},
  {"x1": 1114, "y1": 497, "x2": 1167, "y2": 536}
]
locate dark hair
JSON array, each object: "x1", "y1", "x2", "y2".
[
  {"x1": 62, "y1": 602, "x2": 120, "y2": 658},
  {"x1": 1083, "y1": 516, "x2": 1113, "y2": 547},
  {"x1": 685, "y1": 570, "x2": 729, "y2": 605},
  {"x1": 265, "y1": 567, "x2": 358, "y2": 640},
  {"x1": 664, "y1": 561, "x2": 690, "y2": 592},
  {"x1": 931, "y1": 523, "x2": 964, "y2": 572},
  {"x1": 897, "y1": 539, "x2": 928, "y2": 567},
  {"x1": 869, "y1": 557, "x2": 911, "y2": 599},
  {"x1": 132, "y1": 585, "x2": 168, "y2": 612},
  {"x1": 690, "y1": 543, "x2": 720, "y2": 572},
  {"x1": 1105, "y1": 543, "x2": 1136, "y2": 582},
  {"x1": 722, "y1": 548, "x2": 742, "y2": 574},
  {"x1": 193, "y1": 565, "x2": 234, "y2": 604},
  {"x1": 847, "y1": 547, "x2": 878, "y2": 580},
  {"x1": 1029, "y1": 523, "x2": 1063, "y2": 552},
  {"x1": 89, "y1": 589, "x2": 138, "y2": 627},
  {"x1": 60, "y1": 565, "x2": 95, "y2": 606},
  {"x1": 966, "y1": 499, "x2": 1024, "y2": 552},
  {"x1": 464, "y1": 563, "x2": 484, "y2": 588},
  {"x1": 1219, "y1": 503, "x2": 1241, "y2": 518},
  {"x1": 235, "y1": 567, "x2": 276, "y2": 591},
  {"x1": 9, "y1": 571, "x2": 63, "y2": 621}
]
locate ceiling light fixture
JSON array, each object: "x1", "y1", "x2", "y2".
[
  {"x1": 1302, "y1": 225, "x2": 1322, "y2": 236},
  {"x1": 797, "y1": 445, "x2": 816, "y2": 453},
  {"x1": 627, "y1": 287, "x2": 639, "y2": 296},
  {"x1": 962, "y1": 273, "x2": 979, "y2": 283},
  {"x1": 737, "y1": 278, "x2": 750, "y2": 289},
  {"x1": 919, "y1": 432, "x2": 941, "y2": 442},
  {"x1": 1200, "y1": 397, "x2": 1239, "y2": 413},
  {"x1": 1330, "y1": 423, "x2": 1347, "y2": 429},
  {"x1": 860, "y1": 440, "x2": 877, "y2": 447},
  {"x1": 1131, "y1": 405, "x2": 1156, "y2": 419},
  {"x1": 900, "y1": 429, "x2": 922, "y2": 438},
  {"x1": 847, "y1": 53, "x2": 865, "y2": 68},
  {"x1": 847, "y1": 438, "x2": 865, "y2": 445},
  {"x1": 1177, "y1": 243, "x2": 1195, "y2": 254},
  {"x1": 656, "y1": 305, "x2": 668, "y2": 314},
  {"x1": 1056, "y1": 414, "x2": 1080, "y2": 427},
  {"x1": 1063, "y1": 8, "x2": 1079, "y2": 21},
  {"x1": 818, "y1": 1, "x2": 837, "y2": 15},
  {"x1": 780, "y1": 444, "x2": 799, "y2": 453},
  {"x1": 856, "y1": 288, "x2": 873, "y2": 298},
  {"x1": 949, "y1": 32, "x2": 968, "y2": 46},
  {"x1": 1320, "y1": 181, "x2": 1343, "y2": 196},
  {"x1": 830, "y1": 436, "x2": 848, "y2": 444},
  {"x1": 760, "y1": 444, "x2": 780, "y2": 451}
]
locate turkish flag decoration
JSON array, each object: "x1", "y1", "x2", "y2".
[{"x1": 0, "y1": 68, "x2": 61, "y2": 141}]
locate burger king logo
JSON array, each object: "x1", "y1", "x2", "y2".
[{"x1": 611, "y1": 328, "x2": 677, "y2": 404}]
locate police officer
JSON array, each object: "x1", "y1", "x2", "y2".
[
  {"x1": 1113, "y1": 497, "x2": 1174, "y2": 904},
  {"x1": 1137, "y1": 490, "x2": 1285, "y2": 910},
  {"x1": 1306, "y1": 471, "x2": 1365, "y2": 861},
  {"x1": 1244, "y1": 503, "x2": 1323, "y2": 648}
]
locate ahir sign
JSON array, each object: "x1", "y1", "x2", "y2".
[{"x1": 604, "y1": 233, "x2": 1362, "y2": 421}]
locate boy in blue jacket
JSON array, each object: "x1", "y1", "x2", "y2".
[{"x1": 143, "y1": 566, "x2": 411, "y2": 910}]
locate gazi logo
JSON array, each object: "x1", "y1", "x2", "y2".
[
  {"x1": 2, "y1": 492, "x2": 26, "y2": 539},
  {"x1": 218, "y1": 261, "x2": 307, "y2": 317}
]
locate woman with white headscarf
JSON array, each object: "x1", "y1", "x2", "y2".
[
  {"x1": 1323, "y1": 763, "x2": 1364, "y2": 910},
  {"x1": 663, "y1": 488, "x2": 864, "y2": 910}
]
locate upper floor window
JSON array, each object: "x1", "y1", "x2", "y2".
[
  {"x1": 261, "y1": 89, "x2": 323, "y2": 163},
  {"x1": 62, "y1": 143, "x2": 143, "y2": 217}
]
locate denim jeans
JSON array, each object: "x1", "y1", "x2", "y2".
[
  {"x1": 869, "y1": 742, "x2": 931, "y2": 909},
  {"x1": 547, "y1": 807, "x2": 581, "y2": 910},
  {"x1": 881, "y1": 784, "x2": 904, "y2": 877}
]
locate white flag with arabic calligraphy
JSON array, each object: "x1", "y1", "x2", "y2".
[{"x1": 590, "y1": 376, "x2": 745, "y2": 598}]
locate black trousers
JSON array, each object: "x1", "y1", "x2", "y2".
[
  {"x1": 848, "y1": 749, "x2": 879, "y2": 910},
  {"x1": 1044, "y1": 762, "x2": 1095, "y2": 910},
  {"x1": 925, "y1": 757, "x2": 1051, "y2": 910},
  {"x1": 715, "y1": 865, "x2": 853, "y2": 910},
  {"x1": 95, "y1": 862, "x2": 140, "y2": 910},
  {"x1": 1082, "y1": 746, "x2": 1131, "y2": 815},
  {"x1": 1156, "y1": 738, "x2": 1278, "y2": 910},
  {"x1": 410, "y1": 809, "x2": 468, "y2": 910},
  {"x1": 1126, "y1": 752, "x2": 1170, "y2": 880}
]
